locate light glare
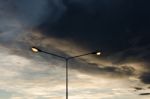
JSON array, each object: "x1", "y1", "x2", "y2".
[
  {"x1": 32, "y1": 47, "x2": 39, "y2": 53},
  {"x1": 96, "y1": 52, "x2": 101, "y2": 56}
]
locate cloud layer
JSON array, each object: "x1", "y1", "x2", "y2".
[{"x1": 0, "y1": 0, "x2": 150, "y2": 99}]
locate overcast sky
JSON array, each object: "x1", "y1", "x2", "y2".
[{"x1": 0, "y1": 0, "x2": 150, "y2": 99}]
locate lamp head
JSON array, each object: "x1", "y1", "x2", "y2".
[
  {"x1": 31, "y1": 47, "x2": 41, "y2": 53},
  {"x1": 92, "y1": 51, "x2": 101, "y2": 56},
  {"x1": 96, "y1": 52, "x2": 101, "y2": 56}
]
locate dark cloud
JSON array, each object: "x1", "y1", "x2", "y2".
[
  {"x1": 69, "y1": 61, "x2": 135, "y2": 77},
  {"x1": 139, "y1": 93, "x2": 150, "y2": 96},
  {"x1": 33, "y1": 0, "x2": 150, "y2": 86},
  {"x1": 38, "y1": 0, "x2": 150, "y2": 60},
  {"x1": 140, "y1": 73, "x2": 150, "y2": 84},
  {"x1": 1, "y1": 0, "x2": 149, "y2": 61},
  {"x1": 107, "y1": 45, "x2": 150, "y2": 65},
  {"x1": 1, "y1": 0, "x2": 150, "y2": 98},
  {"x1": 0, "y1": 0, "x2": 150, "y2": 90},
  {"x1": 34, "y1": 1, "x2": 150, "y2": 82},
  {"x1": 0, "y1": 0, "x2": 66, "y2": 42},
  {"x1": 133, "y1": 87, "x2": 143, "y2": 91}
]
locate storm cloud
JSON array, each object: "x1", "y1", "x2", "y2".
[
  {"x1": 0, "y1": 0, "x2": 150, "y2": 98},
  {"x1": 140, "y1": 73, "x2": 150, "y2": 84}
]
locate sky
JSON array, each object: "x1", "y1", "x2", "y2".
[{"x1": 0, "y1": 0, "x2": 150, "y2": 99}]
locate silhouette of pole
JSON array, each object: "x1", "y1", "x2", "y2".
[{"x1": 66, "y1": 59, "x2": 68, "y2": 99}]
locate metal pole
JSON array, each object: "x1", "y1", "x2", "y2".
[
  {"x1": 31, "y1": 47, "x2": 100, "y2": 99},
  {"x1": 66, "y1": 59, "x2": 68, "y2": 99}
]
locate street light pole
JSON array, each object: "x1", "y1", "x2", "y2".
[
  {"x1": 31, "y1": 47, "x2": 101, "y2": 99},
  {"x1": 66, "y1": 59, "x2": 69, "y2": 99}
]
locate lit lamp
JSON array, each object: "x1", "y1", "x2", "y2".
[
  {"x1": 96, "y1": 52, "x2": 101, "y2": 56},
  {"x1": 31, "y1": 47, "x2": 39, "y2": 53}
]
